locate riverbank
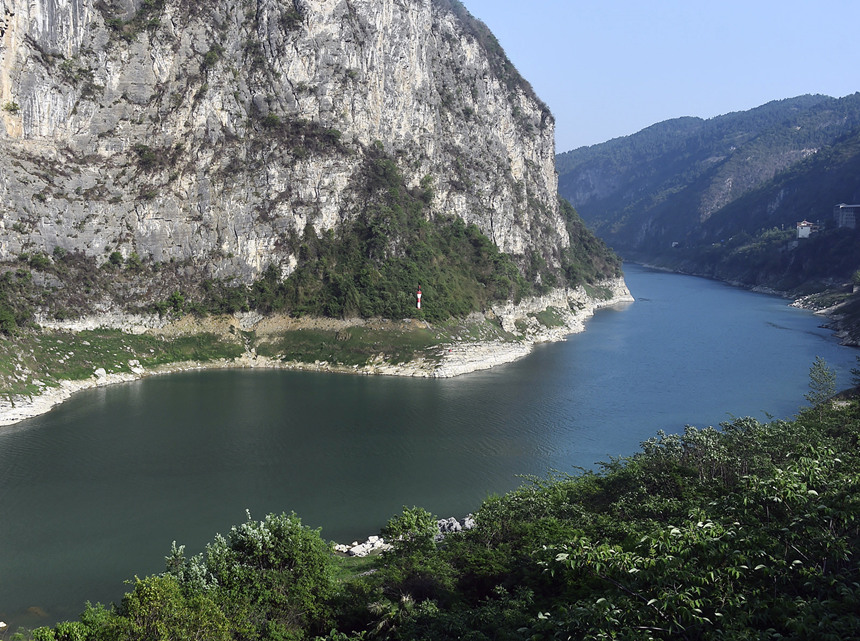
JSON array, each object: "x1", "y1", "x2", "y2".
[
  {"x1": 635, "y1": 261, "x2": 860, "y2": 347},
  {"x1": 789, "y1": 291, "x2": 860, "y2": 348},
  {"x1": 0, "y1": 278, "x2": 633, "y2": 427}
]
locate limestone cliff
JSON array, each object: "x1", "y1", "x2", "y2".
[{"x1": 0, "y1": 0, "x2": 569, "y2": 289}]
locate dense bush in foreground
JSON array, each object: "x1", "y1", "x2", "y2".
[{"x1": 24, "y1": 397, "x2": 860, "y2": 640}]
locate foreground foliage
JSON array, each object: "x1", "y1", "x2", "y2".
[{"x1": 23, "y1": 397, "x2": 860, "y2": 640}]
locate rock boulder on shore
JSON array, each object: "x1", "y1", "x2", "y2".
[{"x1": 335, "y1": 516, "x2": 477, "y2": 557}]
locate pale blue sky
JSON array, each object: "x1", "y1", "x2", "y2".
[{"x1": 460, "y1": 0, "x2": 860, "y2": 152}]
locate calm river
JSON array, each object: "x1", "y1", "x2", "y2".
[{"x1": 0, "y1": 265, "x2": 857, "y2": 629}]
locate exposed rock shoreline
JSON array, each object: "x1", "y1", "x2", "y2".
[
  {"x1": 789, "y1": 295, "x2": 860, "y2": 348},
  {"x1": 0, "y1": 279, "x2": 633, "y2": 427},
  {"x1": 334, "y1": 516, "x2": 477, "y2": 558}
]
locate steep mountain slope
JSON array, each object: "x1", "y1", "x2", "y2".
[
  {"x1": 0, "y1": 0, "x2": 619, "y2": 322},
  {"x1": 654, "y1": 127, "x2": 860, "y2": 345},
  {"x1": 699, "y1": 128, "x2": 860, "y2": 245},
  {"x1": 557, "y1": 94, "x2": 860, "y2": 254}
]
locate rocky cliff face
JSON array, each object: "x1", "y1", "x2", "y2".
[{"x1": 1, "y1": 0, "x2": 566, "y2": 285}]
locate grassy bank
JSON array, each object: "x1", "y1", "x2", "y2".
[
  {"x1": 1, "y1": 311, "x2": 539, "y2": 408},
  {"x1": 0, "y1": 329, "x2": 245, "y2": 399}
]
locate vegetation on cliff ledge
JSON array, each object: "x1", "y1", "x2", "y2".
[
  {"x1": 19, "y1": 386, "x2": 860, "y2": 640},
  {"x1": 235, "y1": 144, "x2": 531, "y2": 323},
  {"x1": 0, "y1": 145, "x2": 619, "y2": 334}
]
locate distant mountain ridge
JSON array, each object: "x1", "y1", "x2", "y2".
[
  {"x1": 557, "y1": 93, "x2": 860, "y2": 255},
  {"x1": 557, "y1": 93, "x2": 860, "y2": 345}
]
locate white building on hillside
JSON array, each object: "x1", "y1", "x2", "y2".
[
  {"x1": 796, "y1": 220, "x2": 818, "y2": 238},
  {"x1": 833, "y1": 203, "x2": 859, "y2": 229}
]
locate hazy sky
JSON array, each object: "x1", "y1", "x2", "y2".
[{"x1": 459, "y1": 0, "x2": 860, "y2": 153}]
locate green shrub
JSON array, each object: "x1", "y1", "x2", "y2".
[
  {"x1": 28, "y1": 253, "x2": 52, "y2": 270},
  {"x1": 381, "y1": 507, "x2": 438, "y2": 558},
  {"x1": 0, "y1": 304, "x2": 17, "y2": 334},
  {"x1": 168, "y1": 290, "x2": 184, "y2": 313},
  {"x1": 188, "y1": 512, "x2": 336, "y2": 638},
  {"x1": 125, "y1": 252, "x2": 143, "y2": 271},
  {"x1": 110, "y1": 575, "x2": 230, "y2": 641},
  {"x1": 281, "y1": 8, "x2": 303, "y2": 30},
  {"x1": 261, "y1": 113, "x2": 281, "y2": 128},
  {"x1": 132, "y1": 144, "x2": 158, "y2": 169},
  {"x1": 202, "y1": 45, "x2": 224, "y2": 70}
]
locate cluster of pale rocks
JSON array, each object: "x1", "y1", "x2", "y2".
[
  {"x1": 333, "y1": 535, "x2": 391, "y2": 557},
  {"x1": 334, "y1": 516, "x2": 476, "y2": 557}
]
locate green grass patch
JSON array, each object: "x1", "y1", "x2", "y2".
[
  {"x1": 433, "y1": 315, "x2": 518, "y2": 343},
  {"x1": 138, "y1": 332, "x2": 244, "y2": 366},
  {"x1": 256, "y1": 315, "x2": 522, "y2": 367},
  {"x1": 582, "y1": 283, "x2": 613, "y2": 300},
  {"x1": 330, "y1": 552, "x2": 382, "y2": 582},
  {"x1": 531, "y1": 306, "x2": 566, "y2": 328},
  {"x1": 1, "y1": 312, "x2": 527, "y2": 401},
  {"x1": 256, "y1": 326, "x2": 443, "y2": 367},
  {"x1": 0, "y1": 329, "x2": 243, "y2": 396}
]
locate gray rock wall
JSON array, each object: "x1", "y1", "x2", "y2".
[{"x1": 1, "y1": 0, "x2": 566, "y2": 284}]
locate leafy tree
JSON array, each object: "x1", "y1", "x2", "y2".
[
  {"x1": 107, "y1": 575, "x2": 230, "y2": 641},
  {"x1": 381, "y1": 507, "x2": 438, "y2": 558},
  {"x1": 377, "y1": 507, "x2": 453, "y2": 604},
  {"x1": 196, "y1": 511, "x2": 335, "y2": 639},
  {"x1": 30, "y1": 621, "x2": 90, "y2": 641},
  {"x1": 852, "y1": 355, "x2": 860, "y2": 389},
  {"x1": 805, "y1": 355, "x2": 836, "y2": 411},
  {"x1": 78, "y1": 602, "x2": 115, "y2": 640}
]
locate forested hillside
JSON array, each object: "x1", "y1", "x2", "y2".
[
  {"x1": 557, "y1": 93, "x2": 860, "y2": 258},
  {"x1": 23, "y1": 383, "x2": 860, "y2": 640},
  {"x1": 647, "y1": 127, "x2": 860, "y2": 294},
  {"x1": 557, "y1": 93, "x2": 860, "y2": 344}
]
